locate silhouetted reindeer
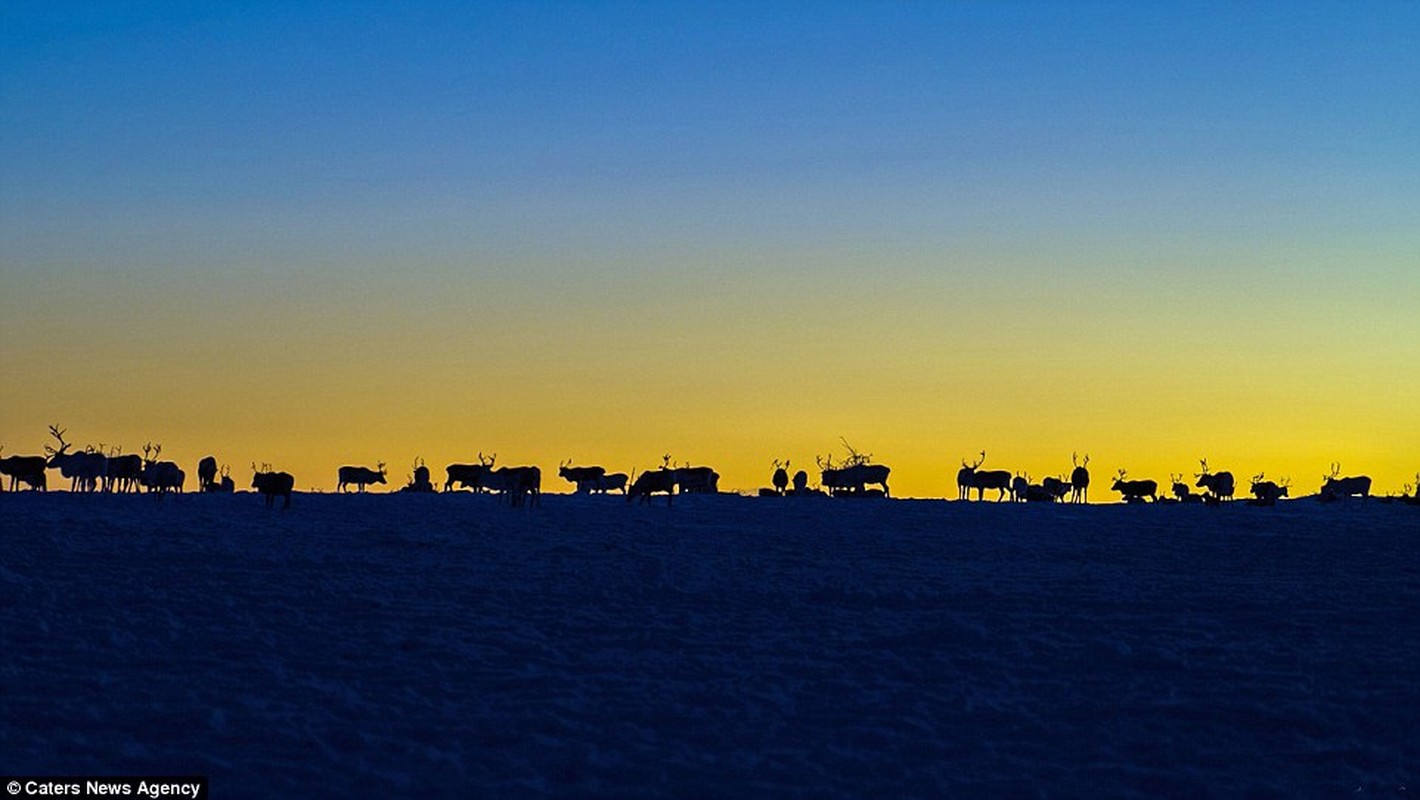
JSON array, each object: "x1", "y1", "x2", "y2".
[
  {"x1": 252, "y1": 463, "x2": 294, "y2": 509},
  {"x1": 198, "y1": 456, "x2": 219, "y2": 492},
  {"x1": 1011, "y1": 472, "x2": 1030, "y2": 503},
  {"x1": 338, "y1": 462, "x2": 387, "y2": 493},
  {"x1": 961, "y1": 451, "x2": 1010, "y2": 501},
  {"x1": 772, "y1": 460, "x2": 790, "y2": 496},
  {"x1": 1112, "y1": 470, "x2": 1157, "y2": 503},
  {"x1": 957, "y1": 452, "x2": 984, "y2": 500},
  {"x1": 445, "y1": 452, "x2": 495, "y2": 492},
  {"x1": 487, "y1": 464, "x2": 541, "y2": 508},
  {"x1": 1041, "y1": 475, "x2": 1071, "y2": 503},
  {"x1": 1, "y1": 446, "x2": 48, "y2": 491},
  {"x1": 216, "y1": 464, "x2": 235, "y2": 493},
  {"x1": 817, "y1": 446, "x2": 889, "y2": 497},
  {"x1": 559, "y1": 460, "x2": 606, "y2": 493},
  {"x1": 401, "y1": 457, "x2": 436, "y2": 493},
  {"x1": 1249, "y1": 473, "x2": 1289, "y2": 506},
  {"x1": 675, "y1": 463, "x2": 720, "y2": 494},
  {"x1": 590, "y1": 472, "x2": 628, "y2": 494},
  {"x1": 1070, "y1": 452, "x2": 1090, "y2": 503},
  {"x1": 1195, "y1": 459, "x2": 1235, "y2": 502},
  {"x1": 1320, "y1": 463, "x2": 1371, "y2": 502},
  {"x1": 105, "y1": 447, "x2": 143, "y2": 493},
  {"x1": 1170, "y1": 474, "x2": 1202, "y2": 503},
  {"x1": 140, "y1": 443, "x2": 185, "y2": 494},
  {"x1": 46, "y1": 425, "x2": 105, "y2": 492},
  {"x1": 629, "y1": 455, "x2": 678, "y2": 505},
  {"x1": 791, "y1": 469, "x2": 809, "y2": 495}
]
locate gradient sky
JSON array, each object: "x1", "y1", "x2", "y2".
[{"x1": 3, "y1": 2, "x2": 1417, "y2": 497}]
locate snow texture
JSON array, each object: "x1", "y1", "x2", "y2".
[{"x1": 2, "y1": 492, "x2": 1416, "y2": 797}]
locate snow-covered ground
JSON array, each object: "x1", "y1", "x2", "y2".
[{"x1": 2, "y1": 492, "x2": 1415, "y2": 797}]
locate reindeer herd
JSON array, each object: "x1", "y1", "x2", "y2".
[{"x1": 1, "y1": 425, "x2": 1414, "y2": 509}]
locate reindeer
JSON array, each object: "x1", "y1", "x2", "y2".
[
  {"x1": 772, "y1": 460, "x2": 790, "y2": 495},
  {"x1": 1249, "y1": 473, "x2": 1290, "y2": 506},
  {"x1": 485, "y1": 464, "x2": 541, "y2": 507},
  {"x1": 1170, "y1": 474, "x2": 1202, "y2": 503},
  {"x1": 216, "y1": 464, "x2": 235, "y2": 493},
  {"x1": 961, "y1": 451, "x2": 1011, "y2": 501},
  {"x1": 104, "y1": 446, "x2": 143, "y2": 493},
  {"x1": 445, "y1": 452, "x2": 496, "y2": 492},
  {"x1": 956, "y1": 452, "x2": 984, "y2": 500},
  {"x1": 1070, "y1": 452, "x2": 1091, "y2": 503},
  {"x1": 791, "y1": 469, "x2": 809, "y2": 495},
  {"x1": 402, "y1": 457, "x2": 436, "y2": 493},
  {"x1": 1010, "y1": 473, "x2": 1030, "y2": 503},
  {"x1": 197, "y1": 456, "x2": 219, "y2": 492},
  {"x1": 558, "y1": 460, "x2": 607, "y2": 493},
  {"x1": 45, "y1": 425, "x2": 105, "y2": 491},
  {"x1": 675, "y1": 464, "x2": 720, "y2": 494},
  {"x1": 1112, "y1": 470, "x2": 1158, "y2": 503},
  {"x1": 252, "y1": 463, "x2": 295, "y2": 509},
  {"x1": 338, "y1": 462, "x2": 387, "y2": 492},
  {"x1": 1041, "y1": 475, "x2": 1072, "y2": 503},
  {"x1": 140, "y1": 443, "x2": 185, "y2": 494},
  {"x1": 1320, "y1": 463, "x2": 1371, "y2": 501},
  {"x1": 1195, "y1": 459, "x2": 1235, "y2": 502},
  {"x1": 590, "y1": 472, "x2": 628, "y2": 494},
  {"x1": 1, "y1": 447, "x2": 48, "y2": 491},
  {"x1": 628, "y1": 466, "x2": 678, "y2": 505}
]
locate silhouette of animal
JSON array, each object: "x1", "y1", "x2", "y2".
[
  {"x1": 1249, "y1": 473, "x2": 1289, "y2": 505},
  {"x1": 628, "y1": 468, "x2": 677, "y2": 505},
  {"x1": 1042, "y1": 476, "x2": 1071, "y2": 503},
  {"x1": 1170, "y1": 474, "x2": 1202, "y2": 503},
  {"x1": 675, "y1": 466, "x2": 720, "y2": 494},
  {"x1": 198, "y1": 456, "x2": 219, "y2": 491},
  {"x1": 445, "y1": 452, "x2": 496, "y2": 492},
  {"x1": 1194, "y1": 459, "x2": 1235, "y2": 501},
  {"x1": 819, "y1": 458, "x2": 890, "y2": 497},
  {"x1": 338, "y1": 463, "x2": 387, "y2": 492},
  {"x1": 559, "y1": 461, "x2": 607, "y2": 493},
  {"x1": 45, "y1": 426, "x2": 105, "y2": 492},
  {"x1": 1, "y1": 452, "x2": 47, "y2": 490},
  {"x1": 216, "y1": 464, "x2": 235, "y2": 493},
  {"x1": 1070, "y1": 452, "x2": 1090, "y2": 503},
  {"x1": 957, "y1": 453, "x2": 985, "y2": 500},
  {"x1": 1112, "y1": 470, "x2": 1158, "y2": 503},
  {"x1": 772, "y1": 460, "x2": 790, "y2": 495},
  {"x1": 590, "y1": 472, "x2": 628, "y2": 494},
  {"x1": 486, "y1": 465, "x2": 541, "y2": 507},
  {"x1": 792, "y1": 470, "x2": 808, "y2": 494},
  {"x1": 139, "y1": 443, "x2": 185, "y2": 494},
  {"x1": 962, "y1": 452, "x2": 1010, "y2": 501},
  {"x1": 104, "y1": 451, "x2": 143, "y2": 493},
  {"x1": 401, "y1": 458, "x2": 436, "y2": 493},
  {"x1": 252, "y1": 465, "x2": 295, "y2": 509},
  {"x1": 1011, "y1": 473, "x2": 1030, "y2": 503},
  {"x1": 1320, "y1": 463, "x2": 1371, "y2": 501}
]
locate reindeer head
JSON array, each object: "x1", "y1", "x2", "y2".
[
  {"x1": 1325, "y1": 462, "x2": 1341, "y2": 482},
  {"x1": 479, "y1": 451, "x2": 496, "y2": 468},
  {"x1": 375, "y1": 461, "x2": 387, "y2": 482},
  {"x1": 44, "y1": 425, "x2": 71, "y2": 461}
]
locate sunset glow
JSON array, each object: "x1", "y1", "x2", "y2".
[{"x1": 3, "y1": 3, "x2": 1417, "y2": 497}]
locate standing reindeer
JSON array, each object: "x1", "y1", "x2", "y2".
[
  {"x1": 1249, "y1": 473, "x2": 1289, "y2": 506},
  {"x1": 1320, "y1": 463, "x2": 1371, "y2": 501},
  {"x1": 1195, "y1": 459, "x2": 1235, "y2": 502},
  {"x1": 252, "y1": 463, "x2": 295, "y2": 509},
  {"x1": 197, "y1": 456, "x2": 219, "y2": 492},
  {"x1": 1112, "y1": 470, "x2": 1158, "y2": 503},
  {"x1": 141, "y1": 443, "x2": 185, "y2": 494},
  {"x1": 772, "y1": 460, "x2": 789, "y2": 496},
  {"x1": 338, "y1": 462, "x2": 387, "y2": 493},
  {"x1": 1, "y1": 445, "x2": 48, "y2": 491},
  {"x1": 45, "y1": 426, "x2": 105, "y2": 492},
  {"x1": 956, "y1": 453, "x2": 984, "y2": 500},
  {"x1": 959, "y1": 451, "x2": 1010, "y2": 501},
  {"x1": 1070, "y1": 453, "x2": 1091, "y2": 503}
]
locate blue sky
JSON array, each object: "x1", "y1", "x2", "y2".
[{"x1": 3, "y1": 2, "x2": 1417, "y2": 494}]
